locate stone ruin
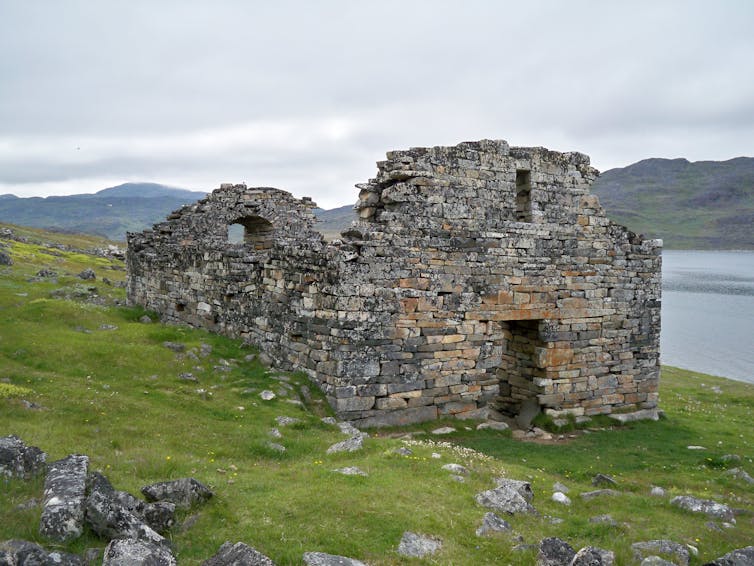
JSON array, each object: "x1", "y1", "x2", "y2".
[{"x1": 126, "y1": 139, "x2": 662, "y2": 427}]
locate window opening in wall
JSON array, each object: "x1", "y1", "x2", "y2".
[
  {"x1": 227, "y1": 215, "x2": 274, "y2": 250},
  {"x1": 515, "y1": 169, "x2": 532, "y2": 222}
]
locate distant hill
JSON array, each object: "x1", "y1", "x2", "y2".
[
  {"x1": 3, "y1": 158, "x2": 752, "y2": 248},
  {"x1": 591, "y1": 157, "x2": 754, "y2": 249},
  {"x1": 0, "y1": 183, "x2": 207, "y2": 241}
]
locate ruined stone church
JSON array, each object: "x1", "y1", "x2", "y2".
[{"x1": 126, "y1": 140, "x2": 662, "y2": 427}]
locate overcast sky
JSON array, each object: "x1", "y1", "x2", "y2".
[{"x1": 1, "y1": 1, "x2": 753, "y2": 208}]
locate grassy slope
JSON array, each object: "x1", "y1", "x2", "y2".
[
  {"x1": 0, "y1": 225, "x2": 752, "y2": 564},
  {"x1": 591, "y1": 157, "x2": 754, "y2": 250}
]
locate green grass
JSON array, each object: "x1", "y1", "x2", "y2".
[{"x1": 1, "y1": 227, "x2": 753, "y2": 564}]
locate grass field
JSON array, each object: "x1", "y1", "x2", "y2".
[{"x1": 1, "y1": 224, "x2": 752, "y2": 564}]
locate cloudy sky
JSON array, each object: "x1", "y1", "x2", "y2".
[{"x1": 1, "y1": 1, "x2": 753, "y2": 208}]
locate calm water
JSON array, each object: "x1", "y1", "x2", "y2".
[{"x1": 661, "y1": 250, "x2": 754, "y2": 383}]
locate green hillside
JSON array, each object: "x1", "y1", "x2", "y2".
[
  {"x1": 0, "y1": 183, "x2": 206, "y2": 242},
  {"x1": 592, "y1": 157, "x2": 754, "y2": 249},
  {"x1": 1, "y1": 225, "x2": 753, "y2": 564}
]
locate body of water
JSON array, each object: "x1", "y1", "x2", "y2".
[{"x1": 661, "y1": 250, "x2": 754, "y2": 383}]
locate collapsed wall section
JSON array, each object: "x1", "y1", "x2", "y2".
[{"x1": 127, "y1": 140, "x2": 662, "y2": 427}]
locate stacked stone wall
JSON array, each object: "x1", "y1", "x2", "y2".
[{"x1": 127, "y1": 140, "x2": 662, "y2": 427}]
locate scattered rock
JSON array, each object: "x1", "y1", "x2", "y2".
[
  {"x1": 0, "y1": 539, "x2": 83, "y2": 565},
  {"x1": 202, "y1": 541, "x2": 275, "y2": 565},
  {"x1": 85, "y1": 472, "x2": 172, "y2": 543},
  {"x1": 571, "y1": 547, "x2": 615, "y2": 565},
  {"x1": 257, "y1": 352, "x2": 273, "y2": 367},
  {"x1": 441, "y1": 463, "x2": 469, "y2": 475},
  {"x1": 78, "y1": 268, "x2": 96, "y2": 280},
  {"x1": 393, "y1": 447, "x2": 413, "y2": 456},
  {"x1": 36, "y1": 268, "x2": 58, "y2": 278},
  {"x1": 650, "y1": 486, "x2": 666, "y2": 497},
  {"x1": 537, "y1": 537, "x2": 575, "y2": 566},
  {"x1": 199, "y1": 343, "x2": 212, "y2": 357},
  {"x1": 431, "y1": 452, "x2": 441, "y2": 459},
  {"x1": 580, "y1": 489, "x2": 620, "y2": 501},
  {"x1": 337, "y1": 421, "x2": 363, "y2": 436},
  {"x1": 720, "y1": 454, "x2": 742, "y2": 464},
  {"x1": 103, "y1": 537, "x2": 176, "y2": 565},
  {"x1": 39, "y1": 454, "x2": 89, "y2": 542},
  {"x1": 475, "y1": 478, "x2": 536, "y2": 515},
  {"x1": 326, "y1": 435, "x2": 365, "y2": 454},
  {"x1": 260, "y1": 390, "x2": 276, "y2": 401},
  {"x1": 431, "y1": 426, "x2": 456, "y2": 435},
  {"x1": 592, "y1": 473, "x2": 617, "y2": 487},
  {"x1": 15, "y1": 497, "x2": 40, "y2": 511},
  {"x1": 0, "y1": 250, "x2": 12, "y2": 265},
  {"x1": 705, "y1": 545, "x2": 754, "y2": 565},
  {"x1": 302, "y1": 551, "x2": 368, "y2": 566},
  {"x1": 139, "y1": 315, "x2": 152, "y2": 323},
  {"x1": 275, "y1": 416, "x2": 301, "y2": 426},
  {"x1": 267, "y1": 442, "x2": 286, "y2": 453},
  {"x1": 589, "y1": 514, "x2": 617, "y2": 526},
  {"x1": 608, "y1": 408, "x2": 661, "y2": 423},
  {"x1": 632, "y1": 540, "x2": 690, "y2": 566},
  {"x1": 141, "y1": 478, "x2": 213, "y2": 510},
  {"x1": 687, "y1": 445, "x2": 706, "y2": 450},
  {"x1": 332, "y1": 467, "x2": 367, "y2": 476},
  {"x1": 449, "y1": 474, "x2": 465, "y2": 482},
  {"x1": 476, "y1": 421, "x2": 509, "y2": 431},
  {"x1": 516, "y1": 398, "x2": 540, "y2": 429},
  {"x1": 178, "y1": 373, "x2": 198, "y2": 382},
  {"x1": 553, "y1": 482, "x2": 569, "y2": 494},
  {"x1": 397, "y1": 531, "x2": 442, "y2": 558},
  {"x1": 640, "y1": 557, "x2": 675, "y2": 566},
  {"x1": 269, "y1": 428, "x2": 283, "y2": 439},
  {"x1": 670, "y1": 495, "x2": 734, "y2": 521},
  {"x1": 0, "y1": 435, "x2": 47, "y2": 479},
  {"x1": 475, "y1": 512, "x2": 512, "y2": 536},
  {"x1": 552, "y1": 492, "x2": 571, "y2": 505},
  {"x1": 725, "y1": 468, "x2": 754, "y2": 485}
]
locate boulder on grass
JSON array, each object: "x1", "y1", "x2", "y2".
[
  {"x1": 102, "y1": 538, "x2": 176, "y2": 566},
  {"x1": 141, "y1": 477, "x2": 213, "y2": 509},
  {"x1": 39, "y1": 454, "x2": 89, "y2": 542},
  {"x1": 0, "y1": 435, "x2": 47, "y2": 479},
  {"x1": 201, "y1": 541, "x2": 275, "y2": 565}
]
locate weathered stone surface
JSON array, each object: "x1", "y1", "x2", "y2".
[
  {"x1": 202, "y1": 541, "x2": 275, "y2": 565},
  {"x1": 441, "y1": 463, "x2": 469, "y2": 475},
  {"x1": 86, "y1": 472, "x2": 175, "y2": 534},
  {"x1": 85, "y1": 473, "x2": 167, "y2": 546},
  {"x1": 332, "y1": 467, "x2": 367, "y2": 477},
  {"x1": 0, "y1": 539, "x2": 83, "y2": 565},
  {"x1": 102, "y1": 538, "x2": 176, "y2": 565},
  {"x1": 0, "y1": 435, "x2": 46, "y2": 479},
  {"x1": 552, "y1": 492, "x2": 571, "y2": 505},
  {"x1": 591, "y1": 473, "x2": 617, "y2": 487},
  {"x1": 640, "y1": 557, "x2": 676, "y2": 566},
  {"x1": 475, "y1": 512, "x2": 512, "y2": 536},
  {"x1": 670, "y1": 495, "x2": 734, "y2": 521},
  {"x1": 127, "y1": 140, "x2": 662, "y2": 427},
  {"x1": 580, "y1": 489, "x2": 620, "y2": 500},
  {"x1": 537, "y1": 537, "x2": 575, "y2": 566},
  {"x1": 397, "y1": 532, "x2": 442, "y2": 558},
  {"x1": 704, "y1": 546, "x2": 754, "y2": 565},
  {"x1": 141, "y1": 477, "x2": 213, "y2": 509},
  {"x1": 78, "y1": 268, "x2": 96, "y2": 280},
  {"x1": 326, "y1": 435, "x2": 365, "y2": 454},
  {"x1": 39, "y1": 454, "x2": 89, "y2": 542},
  {"x1": 724, "y1": 468, "x2": 754, "y2": 485},
  {"x1": 632, "y1": 540, "x2": 690, "y2": 566},
  {"x1": 571, "y1": 546, "x2": 615, "y2": 565},
  {"x1": 475, "y1": 479, "x2": 536, "y2": 515},
  {"x1": 302, "y1": 551, "x2": 368, "y2": 566},
  {"x1": 608, "y1": 409, "x2": 662, "y2": 424}
]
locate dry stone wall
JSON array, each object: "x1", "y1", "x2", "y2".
[{"x1": 127, "y1": 140, "x2": 662, "y2": 427}]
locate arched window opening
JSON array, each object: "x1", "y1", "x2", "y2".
[{"x1": 227, "y1": 215, "x2": 274, "y2": 250}]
